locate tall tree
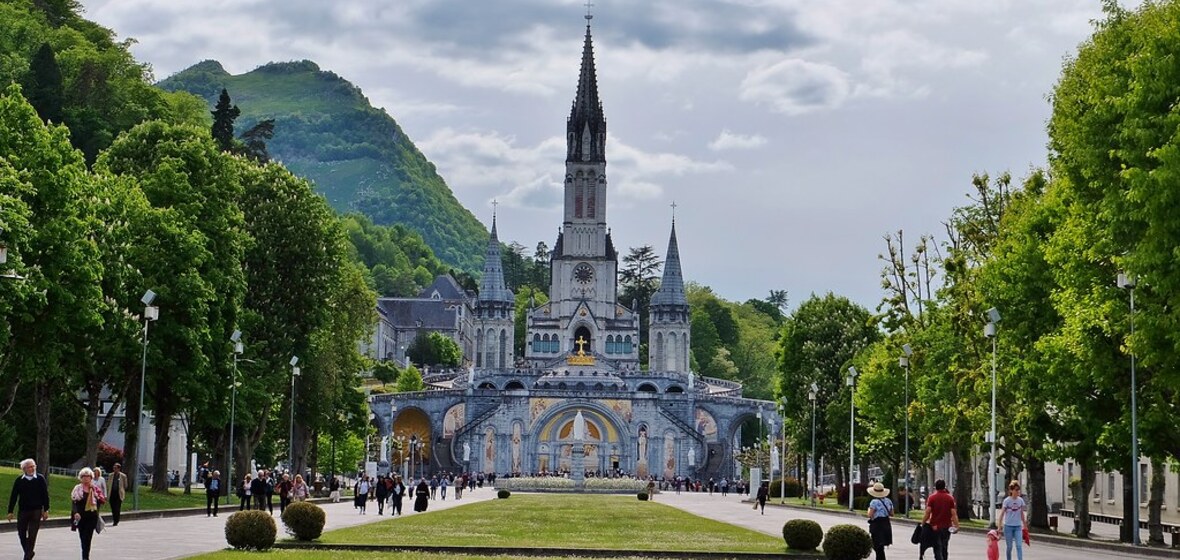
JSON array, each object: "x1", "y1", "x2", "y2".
[
  {"x1": 238, "y1": 118, "x2": 274, "y2": 163},
  {"x1": 23, "y1": 43, "x2": 64, "y2": 124},
  {"x1": 210, "y1": 88, "x2": 239, "y2": 153}
]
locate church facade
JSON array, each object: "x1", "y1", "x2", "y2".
[{"x1": 369, "y1": 17, "x2": 774, "y2": 481}]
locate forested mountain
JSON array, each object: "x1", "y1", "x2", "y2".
[{"x1": 157, "y1": 59, "x2": 488, "y2": 273}]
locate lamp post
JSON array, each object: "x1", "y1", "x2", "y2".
[
  {"x1": 134, "y1": 289, "x2": 159, "y2": 511},
  {"x1": 847, "y1": 366, "x2": 858, "y2": 512},
  {"x1": 900, "y1": 343, "x2": 913, "y2": 516},
  {"x1": 410, "y1": 435, "x2": 418, "y2": 480},
  {"x1": 227, "y1": 330, "x2": 242, "y2": 504},
  {"x1": 984, "y1": 307, "x2": 1001, "y2": 529},
  {"x1": 809, "y1": 382, "x2": 818, "y2": 507},
  {"x1": 289, "y1": 356, "x2": 300, "y2": 473},
  {"x1": 1118, "y1": 272, "x2": 1140, "y2": 546}
]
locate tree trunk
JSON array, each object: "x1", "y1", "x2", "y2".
[
  {"x1": 1028, "y1": 459, "x2": 1049, "y2": 529},
  {"x1": 83, "y1": 382, "x2": 102, "y2": 468},
  {"x1": 1149, "y1": 457, "x2": 1165, "y2": 544},
  {"x1": 183, "y1": 414, "x2": 194, "y2": 495},
  {"x1": 310, "y1": 429, "x2": 320, "y2": 484},
  {"x1": 1120, "y1": 470, "x2": 1134, "y2": 542},
  {"x1": 953, "y1": 448, "x2": 974, "y2": 521},
  {"x1": 34, "y1": 380, "x2": 52, "y2": 475},
  {"x1": 1077, "y1": 462, "x2": 1094, "y2": 538},
  {"x1": 151, "y1": 397, "x2": 173, "y2": 492}
]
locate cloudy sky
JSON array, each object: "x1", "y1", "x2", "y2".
[{"x1": 80, "y1": 0, "x2": 1132, "y2": 310}]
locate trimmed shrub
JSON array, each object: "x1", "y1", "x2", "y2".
[
  {"x1": 769, "y1": 476, "x2": 804, "y2": 499},
  {"x1": 637, "y1": 491, "x2": 649, "y2": 501},
  {"x1": 782, "y1": 518, "x2": 824, "y2": 551},
  {"x1": 281, "y1": 501, "x2": 325, "y2": 541},
  {"x1": 852, "y1": 496, "x2": 872, "y2": 510},
  {"x1": 822, "y1": 524, "x2": 873, "y2": 560},
  {"x1": 225, "y1": 510, "x2": 276, "y2": 551},
  {"x1": 497, "y1": 489, "x2": 511, "y2": 499}
]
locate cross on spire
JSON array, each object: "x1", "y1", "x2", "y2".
[
  {"x1": 492, "y1": 199, "x2": 499, "y2": 220},
  {"x1": 585, "y1": 0, "x2": 594, "y2": 20},
  {"x1": 670, "y1": 200, "x2": 677, "y2": 223}
]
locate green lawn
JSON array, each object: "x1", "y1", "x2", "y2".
[
  {"x1": 320, "y1": 494, "x2": 785, "y2": 553},
  {"x1": 194, "y1": 552, "x2": 660, "y2": 560},
  {"x1": 1, "y1": 466, "x2": 207, "y2": 517}
]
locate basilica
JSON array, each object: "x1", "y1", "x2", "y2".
[{"x1": 368, "y1": 16, "x2": 774, "y2": 481}]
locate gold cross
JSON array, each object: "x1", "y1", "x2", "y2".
[{"x1": 575, "y1": 336, "x2": 588, "y2": 355}]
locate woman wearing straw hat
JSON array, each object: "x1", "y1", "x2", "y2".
[{"x1": 866, "y1": 481, "x2": 894, "y2": 560}]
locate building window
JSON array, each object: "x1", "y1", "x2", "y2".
[
  {"x1": 1140, "y1": 464, "x2": 1148, "y2": 503},
  {"x1": 1107, "y1": 473, "x2": 1116, "y2": 501},
  {"x1": 624, "y1": 335, "x2": 633, "y2": 353}
]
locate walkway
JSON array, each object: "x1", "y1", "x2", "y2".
[
  {"x1": 8, "y1": 488, "x2": 496, "y2": 560},
  {"x1": 654, "y1": 490, "x2": 1174, "y2": 560}
]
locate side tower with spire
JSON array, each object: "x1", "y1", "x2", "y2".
[
  {"x1": 475, "y1": 212, "x2": 515, "y2": 369},
  {"x1": 648, "y1": 220, "x2": 691, "y2": 371}
]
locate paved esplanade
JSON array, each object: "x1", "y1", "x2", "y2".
[
  {"x1": 655, "y1": 491, "x2": 1159, "y2": 560},
  {"x1": 13, "y1": 489, "x2": 496, "y2": 560}
]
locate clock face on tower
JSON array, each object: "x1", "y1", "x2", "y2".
[{"x1": 573, "y1": 263, "x2": 595, "y2": 284}]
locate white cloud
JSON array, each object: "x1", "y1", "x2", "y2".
[
  {"x1": 739, "y1": 59, "x2": 851, "y2": 115},
  {"x1": 708, "y1": 130, "x2": 767, "y2": 151}
]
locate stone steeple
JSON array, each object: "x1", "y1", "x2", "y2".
[
  {"x1": 648, "y1": 219, "x2": 690, "y2": 372},
  {"x1": 567, "y1": 20, "x2": 606, "y2": 164},
  {"x1": 651, "y1": 221, "x2": 687, "y2": 307},
  {"x1": 478, "y1": 212, "x2": 514, "y2": 305}
]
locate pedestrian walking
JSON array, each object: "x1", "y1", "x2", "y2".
[
  {"x1": 414, "y1": 478, "x2": 430, "y2": 512},
  {"x1": 987, "y1": 529, "x2": 1001, "y2": 560},
  {"x1": 237, "y1": 474, "x2": 253, "y2": 510},
  {"x1": 107, "y1": 463, "x2": 128, "y2": 526},
  {"x1": 250, "y1": 471, "x2": 267, "y2": 511},
  {"x1": 921, "y1": 479, "x2": 959, "y2": 560},
  {"x1": 329, "y1": 476, "x2": 341, "y2": 503},
  {"x1": 290, "y1": 474, "x2": 309, "y2": 502},
  {"x1": 866, "y1": 482, "x2": 894, "y2": 560},
  {"x1": 71, "y1": 467, "x2": 107, "y2": 560},
  {"x1": 375, "y1": 475, "x2": 389, "y2": 515},
  {"x1": 1001, "y1": 480, "x2": 1028, "y2": 560},
  {"x1": 7, "y1": 458, "x2": 50, "y2": 560},
  {"x1": 354, "y1": 475, "x2": 370, "y2": 514},
  {"x1": 392, "y1": 475, "x2": 406, "y2": 515},
  {"x1": 756, "y1": 481, "x2": 769, "y2": 514},
  {"x1": 276, "y1": 473, "x2": 292, "y2": 513}
]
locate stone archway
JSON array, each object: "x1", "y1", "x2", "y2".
[
  {"x1": 392, "y1": 408, "x2": 431, "y2": 477},
  {"x1": 531, "y1": 402, "x2": 626, "y2": 475}
]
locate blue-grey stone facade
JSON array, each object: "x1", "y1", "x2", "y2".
[{"x1": 369, "y1": 16, "x2": 773, "y2": 481}]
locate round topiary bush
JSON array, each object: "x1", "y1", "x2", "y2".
[
  {"x1": 497, "y1": 489, "x2": 511, "y2": 499},
  {"x1": 637, "y1": 491, "x2": 649, "y2": 501},
  {"x1": 782, "y1": 518, "x2": 824, "y2": 551},
  {"x1": 225, "y1": 510, "x2": 276, "y2": 551},
  {"x1": 822, "y1": 524, "x2": 873, "y2": 560},
  {"x1": 281, "y1": 500, "x2": 326, "y2": 541}
]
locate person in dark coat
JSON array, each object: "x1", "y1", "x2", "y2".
[
  {"x1": 374, "y1": 475, "x2": 390, "y2": 515},
  {"x1": 205, "y1": 470, "x2": 222, "y2": 517},
  {"x1": 8, "y1": 458, "x2": 50, "y2": 560},
  {"x1": 391, "y1": 475, "x2": 406, "y2": 515},
  {"x1": 413, "y1": 478, "x2": 430, "y2": 512},
  {"x1": 756, "y1": 481, "x2": 769, "y2": 514},
  {"x1": 250, "y1": 472, "x2": 267, "y2": 511}
]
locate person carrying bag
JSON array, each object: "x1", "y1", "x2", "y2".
[{"x1": 866, "y1": 482, "x2": 894, "y2": 560}]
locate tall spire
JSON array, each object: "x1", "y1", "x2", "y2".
[
  {"x1": 651, "y1": 220, "x2": 687, "y2": 307},
  {"x1": 478, "y1": 211, "x2": 514, "y2": 304},
  {"x1": 567, "y1": 18, "x2": 606, "y2": 163}
]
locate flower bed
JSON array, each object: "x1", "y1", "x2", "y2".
[{"x1": 499, "y1": 477, "x2": 575, "y2": 490}]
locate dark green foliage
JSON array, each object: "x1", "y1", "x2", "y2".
[
  {"x1": 210, "y1": 88, "x2": 239, "y2": 152},
  {"x1": 620, "y1": 245, "x2": 662, "y2": 367},
  {"x1": 239, "y1": 118, "x2": 274, "y2": 163},
  {"x1": 498, "y1": 489, "x2": 511, "y2": 499},
  {"x1": 225, "y1": 510, "x2": 277, "y2": 550},
  {"x1": 822, "y1": 524, "x2": 872, "y2": 560},
  {"x1": 782, "y1": 519, "x2": 823, "y2": 551},
  {"x1": 637, "y1": 491, "x2": 649, "y2": 501},
  {"x1": 24, "y1": 43, "x2": 63, "y2": 123},
  {"x1": 342, "y1": 213, "x2": 448, "y2": 297},
  {"x1": 158, "y1": 60, "x2": 489, "y2": 273},
  {"x1": 281, "y1": 501, "x2": 326, "y2": 540},
  {"x1": 769, "y1": 476, "x2": 804, "y2": 499},
  {"x1": 372, "y1": 361, "x2": 398, "y2": 386},
  {"x1": 852, "y1": 496, "x2": 872, "y2": 510},
  {"x1": 407, "y1": 330, "x2": 462, "y2": 368}
]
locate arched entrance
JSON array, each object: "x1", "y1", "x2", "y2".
[
  {"x1": 392, "y1": 408, "x2": 431, "y2": 479},
  {"x1": 532, "y1": 404, "x2": 625, "y2": 475}
]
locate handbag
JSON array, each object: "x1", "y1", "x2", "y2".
[
  {"x1": 911, "y1": 523, "x2": 924, "y2": 544},
  {"x1": 96, "y1": 515, "x2": 105, "y2": 534}
]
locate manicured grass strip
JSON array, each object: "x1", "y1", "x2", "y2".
[
  {"x1": 320, "y1": 494, "x2": 785, "y2": 553},
  {"x1": 193, "y1": 551, "x2": 661, "y2": 560},
  {"x1": 0, "y1": 466, "x2": 206, "y2": 518}
]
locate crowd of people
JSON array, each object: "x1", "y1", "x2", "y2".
[
  {"x1": 6, "y1": 458, "x2": 130, "y2": 560},
  {"x1": 345, "y1": 471, "x2": 488, "y2": 516}
]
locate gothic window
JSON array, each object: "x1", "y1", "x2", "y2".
[
  {"x1": 575, "y1": 185, "x2": 584, "y2": 218},
  {"x1": 587, "y1": 176, "x2": 596, "y2": 219},
  {"x1": 486, "y1": 328, "x2": 497, "y2": 369},
  {"x1": 655, "y1": 332, "x2": 665, "y2": 370},
  {"x1": 498, "y1": 329, "x2": 508, "y2": 369},
  {"x1": 533, "y1": 334, "x2": 541, "y2": 353},
  {"x1": 624, "y1": 335, "x2": 633, "y2": 354},
  {"x1": 605, "y1": 335, "x2": 615, "y2": 354}
]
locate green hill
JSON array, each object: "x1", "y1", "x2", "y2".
[{"x1": 157, "y1": 60, "x2": 488, "y2": 273}]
